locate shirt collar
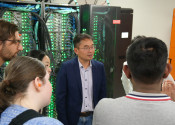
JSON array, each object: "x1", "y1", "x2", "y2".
[
  {"x1": 126, "y1": 91, "x2": 171, "y2": 101},
  {"x1": 78, "y1": 59, "x2": 92, "y2": 68}
]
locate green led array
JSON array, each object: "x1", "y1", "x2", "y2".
[
  {"x1": 0, "y1": 10, "x2": 38, "y2": 89},
  {"x1": 92, "y1": 15, "x2": 105, "y2": 62},
  {"x1": 82, "y1": 28, "x2": 87, "y2": 33},
  {"x1": 46, "y1": 12, "x2": 76, "y2": 118},
  {"x1": 3, "y1": 11, "x2": 36, "y2": 56},
  {"x1": 1, "y1": 11, "x2": 36, "y2": 68}
]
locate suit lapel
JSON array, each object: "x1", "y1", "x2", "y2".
[
  {"x1": 91, "y1": 60, "x2": 97, "y2": 97},
  {"x1": 73, "y1": 57, "x2": 82, "y2": 96}
]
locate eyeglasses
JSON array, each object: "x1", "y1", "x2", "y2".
[
  {"x1": 7, "y1": 39, "x2": 22, "y2": 47},
  {"x1": 78, "y1": 45, "x2": 96, "y2": 51},
  {"x1": 167, "y1": 58, "x2": 172, "y2": 64},
  {"x1": 7, "y1": 39, "x2": 21, "y2": 44}
]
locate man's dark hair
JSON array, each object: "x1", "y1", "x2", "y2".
[
  {"x1": 0, "y1": 20, "x2": 19, "y2": 43},
  {"x1": 73, "y1": 33, "x2": 93, "y2": 48},
  {"x1": 126, "y1": 36, "x2": 168, "y2": 84},
  {"x1": 131, "y1": 35, "x2": 146, "y2": 43}
]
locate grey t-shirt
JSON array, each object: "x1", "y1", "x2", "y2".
[{"x1": 93, "y1": 91, "x2": 175, "y2": 125}]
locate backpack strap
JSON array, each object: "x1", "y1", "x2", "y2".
[{"x1": 9, "y1": 109, "x2": 42, "y2": 125}]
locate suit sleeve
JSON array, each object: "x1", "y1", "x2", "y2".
[{"x1": 56, "y1": 64, "x2": 68, "y2": 125}]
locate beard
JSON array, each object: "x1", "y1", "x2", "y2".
[
  {"x1": 0, "y1": 52, "x2": 15, "y2": 61},
  {"x1": 0, "y1": 45, "x2": 17, "y2": 62}
]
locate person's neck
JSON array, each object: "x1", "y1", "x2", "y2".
[
  {"x1": 131, "y1": 79, "x2": 163, "y2": 93},
  {"x1": 134, "y1": 88, "x2": 162, "y2": 93},
  {"x1": 133, "y1": 83, "x2": 162, "y2": 93},
  {"x1": 78, "y1": 58, "x2": 90, "y2": 69},
  {"x1": 14, "y1": 99, "x2": 40, "y2": 112},
  {"x1": 14, "y1": 94, "x2": 40, "y2": 112}
]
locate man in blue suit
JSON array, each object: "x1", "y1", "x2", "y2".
[{"x1": 56, "y1": 33, "x2": 106, "y2": 125}]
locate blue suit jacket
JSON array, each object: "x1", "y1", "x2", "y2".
[{"x1": 56, "y1": 57, "x2": 106, "y2": 125}]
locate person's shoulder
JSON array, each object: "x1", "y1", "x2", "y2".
[
  {"x1": 97, "y1": 98, "x2": 118, "y2": 106},
  {"x1": 94, "y1": 98, "x2": 118, "y2": 112},
  {"x1": 28, "y1": 117, "x2": 63, "y2": 125},
  {"x1": 102, "y1": 97, "x2": 124, "y2": 102},
  {"x1": 92, "y1": 59, "x2": 103, "y2": 64},
  {"x1": 62, "y1": 57, "x2": 77, "y2": 66},
  {"x1": 97, "y1": 97, "x2": 126, "y2": 106},
  {"x1": 92, "y1": 59, "x2": 104, "y2": 67},
  {"x1": 100, "y1": 98, "x2": 116, "y2": 102}
]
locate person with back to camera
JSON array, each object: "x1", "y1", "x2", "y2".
[
  {"x1": 56, "y1": 33, "x2": 106, "y2": 125},
  {"x1": 122, "y1": 61, "x2": 175, "y2": 100},
  {"x1": 121, "y1": 36, "x2": 175, "y2": 99},
  {"x1": 0, "y1": 56, "x2": 63, "y2": 125},
  {"x1": 93, "y1": 36, "x2": 175, "y2": 125}
]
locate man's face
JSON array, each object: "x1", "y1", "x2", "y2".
[
  {"x1": 74, "y1": 38, "x2": 95, "y2": 62},
  {"x1": 0, "y1": 31, "x2": 23, "y2": 61}
]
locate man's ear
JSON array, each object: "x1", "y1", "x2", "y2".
[
  {"x1": 74, "y1": 48, "x2": 78, "y2": 55},
  {"x1": 163, "y1": 63, "x2": 172, "y2": 78},
  {"x1": 123, "y1": 65, "x2": 132, "y2": 79}
]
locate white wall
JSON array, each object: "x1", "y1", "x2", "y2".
[{"x1": 110, "y1": 0, "x2": 175, "y2": 52}]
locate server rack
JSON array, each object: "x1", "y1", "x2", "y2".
[
  {"x1": 0, "y1": 0, "x2": 79, "y2": 118},
  {"x1": 0, "y1": 1, "x2": 133, "y2": 118},
  {"x1": 114, "y1": 8, "x2": 133, "y2": 97},
  {"x1": 80, "y1": 4, "x2": 133, "y2": 98},
  {"x1": 43, "y1": 3, "x2": 79, "y2": 118},
  {"x1": 0, "y1": 0, "x2": 42, "y2": 80},
  {"x1": 0, "y1": 0, "x2": 42, "y2": 53}
]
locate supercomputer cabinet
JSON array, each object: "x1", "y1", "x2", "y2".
[
  {"x1": 0, "y1": 0, "x2": 42, "y2": 54},
  {"x1": 43, "y1": 3, "x2": 79, "y2": 118},
  {"x1": 114, "y1": 8, "x2": 133, "y2": 97},
  {"x1": 80, "y1": 4, "x2": 133, "y2": 98},
  {"x1": 0, "y1": 0, "x2": 42, "y2": 80}
]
